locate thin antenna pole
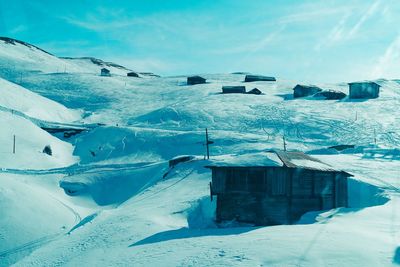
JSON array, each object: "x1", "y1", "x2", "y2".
[
  {"x1": 283, "y1": 135, "x2": 287, "y2": 151},
  {"x1": 206, "y1": 128, "x2": 210, "y2": 159},
  {"x1": 13, "y1": 135, "x2": 15, "y2": 154}
]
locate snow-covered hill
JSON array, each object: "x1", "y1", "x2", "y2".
[
  {"x1": 0, "y1": 37, "x2": 133, "y2": 76},
  {"x1": 0, "y1": 38, "x2": 399, "y2": 266},
  {"x1": 0, "y1": 77, "x2": 81, "y2": 123}
]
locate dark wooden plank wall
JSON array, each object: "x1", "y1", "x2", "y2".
[{"x1": 211, "y1": 166, "x2": 348, "y2": 225}]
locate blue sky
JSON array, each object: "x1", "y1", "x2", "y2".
[{"x1": 0, "y1": 0, "x2": 399, "y2": 82}]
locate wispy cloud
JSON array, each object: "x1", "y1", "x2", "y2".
[
  {"x1": 347, "y1": 0, "x2": 382, "y2": 38},
  {"x1": 371, "y1": 33, "x2": 400, "y2": 78},
  {"x1": 9, "y1": 25, "x2": 27, "y2": 34},
  {"x1": 314, "y1": 11, "x2": 353, "y2": 51}
]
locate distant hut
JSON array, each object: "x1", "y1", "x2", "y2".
[
  {"x1": 127, "y1": 72, "x2": 139, "y2": 77},
  {"x1": 349, "y1": 81, "x2": 380, "y2": 99},
  {"x1": 222, "y1": 86, "x2": 246, "y2": 94},
  {"x1": 293, "y1": 84, "x2": 322, "y2": 98},
  {"x1": 100, "y1": 68, "x2": 110, "y2": 76},
  {"x1": 244, "y1": 75, "x2": 276, "y2": 82},
  {"x1": 207, "y1": 150, "x2": 351, "y2": 226},
  {"x1": 169, "y1": 155, "x2": 195, "y2": 168},
  {"x1": 246, "y1": 88, "x2": 262, "y2": 95},
  {"x1": 187, "y1": 76, "x2": 206, "y2": 85},
  {"x1": 314, "y1": 90, "x2": 346, "y2": 100}
]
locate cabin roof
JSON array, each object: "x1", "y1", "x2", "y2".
[
  {"x1": 222, "y1": 85, "x2": 246, "y2": 89},
  {"x1": 348, "y1": 81, "x2": 381, "y2": 87},
  {"x1": 188, "y1": 75, "x2": 205, "y2": 80},
  {"x1": 206, "y1": 150, "x2": 351, "y2": 174},
  {"x1": 293, "y1": 84, "x2": 322, "y2": 90},
  {"x1": 274, "y1": 151, "x2": 337, "y2": 172},
  {"x1": 206, "y1": 152, "x2": 283, "y2": 168},
  {"x1": 245, "y1": 74, "x2": 276, "y2": 80}
]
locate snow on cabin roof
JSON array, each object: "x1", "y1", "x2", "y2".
[
  {"x1": 207, "y1": 150, "x2": 351, "y2": 174},
  {"x1": 188, "y1": 75, "x2": 205, "y2": 79},
  {"x1": 274, "y1": 151, "x2": 337, "y2": 172},
  {"x1": 206, "y1": 152, "x2": 283, "y2": 168},
  {"x1": 348, "y1": 81, "x2": 381, "y2": 87}
]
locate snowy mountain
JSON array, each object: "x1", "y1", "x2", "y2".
[{"x1": 0, "y1": 38, "x2": 399, "y2": 266}]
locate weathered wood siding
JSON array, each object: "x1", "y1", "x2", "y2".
[
  {"x1": 211, "y1": 166, "x2": 348, "y2": 225},
  {"x1": 293, "y1": 85, "x2": 322, "y2": 98},
  {"x1": 349, "y1": 83, "x2": 380, "y2": 99}
]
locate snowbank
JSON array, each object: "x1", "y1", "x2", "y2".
[
  {"x1": 0, "y1": 111, "x2": 78, "y2": 169},
  {"x1": 0, "y1": 78, "x2": 81, "y2": 123}
]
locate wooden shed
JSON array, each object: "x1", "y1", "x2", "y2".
[
  {"x1": 293, "y1": 84, "x2": 322, "y2": 98},
  {"x1": 127, "y1": 71, "x2": 139, "y2": 77},
  {"x1": 314, "y1": 90, "x2": 346, "y2": 100},
  {"x1": 349, "y1": 82, "x2": 380, "y2": 99},
  {"x1": 244, "y1": 75, "x2": 276, "y2": 82},
  {"x1": 206, "y1": 151, "x2": 351, "y2": 226},
  {"x1": 222, "y1": 86, "x2": 246, "y2": 94},
  {"x1": 100, "y1": 68, "x2": 110, "y2": 76},
  {"x1": 187, "y1": 76, "x2": 206, "y2": 85}
]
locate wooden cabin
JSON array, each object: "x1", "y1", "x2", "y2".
[
  {"x1": 349, "y1": 82, "x2": 380, "y2": 99},
  {"x1": 244, "y1": 75, "x2": 276, "y2": 82},
  {"x1": 247, "y1": 88, "x2": 262, "y2": 95},
  {"x1": 187, "y1": 76, "x2": 206, "y2": 85},
  {"x1": 127, "y1": 71, "x2": 139, "y2": 77},
  {"x1": 314, "y1": 90, "x2": 346, "y2": 100},
  {"x1": 222, "y1": 86, "x2": 246, "y2": 94},
  {"x1": 100, "y1": 68, "x2": 111, "y2": 76},
  {"x1": 293, "y1": 84, "x2": 322, "y2": 98},
  {"x1": 206, "y1": 151, "x2": 351, "y2": 226}
]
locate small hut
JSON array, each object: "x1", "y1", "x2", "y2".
[
  {"x1": 349, "y1": 82, "x2": 380, "y2": 99},
  {"x1": 127, "y1": 72, "x2": 139, "y2": 77},
  {"x1": 244, "y1": 75, "x2": 276, "y2": 82},
  {"x1": 187, "y1": 76, "x2": 206, "y2": 85},
  {"x1": 293, "y1": 84, "x2": 322, "y2": 98},
  {"x1": 222, "y1": 86, "x2": 246, "y2": 94},
  {"x1": 314, "y1": 90, "x2": 346, "y2": 100},
  {"x1": 207, "y1": 151, "x2": 351, "y2": 226},
  {"x1": 246, "y1": 88, "x2": 262, "y2": 95},
  {"x1": 100, "y1": 68, "x2": 110, "y2": 76}
]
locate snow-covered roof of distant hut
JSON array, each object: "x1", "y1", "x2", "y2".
[{"x1": 348, "y1": 81, "x2": 381, "y2": 87}]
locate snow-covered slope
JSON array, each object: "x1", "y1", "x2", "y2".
[
  {"x1": 0, "y1": 37, "x2": 133, "y2": 76},
  {"x1": 0, "y1": 111, "x2": 78, "y2": 169},
  {"x1": 0, "y1": 38, "x2": 400, "y2": 266},
  {"x1": 0, "y1": 77, "x2": 81, "y2": 123},
  {"x1": 0, "y1": 173, "x2": 83, "y2": 267}
]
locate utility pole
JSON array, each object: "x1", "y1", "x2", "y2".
[
  {"x1": 283, "y1": 135, "x2": 287, "y2": 151},
  {"x1": 13, "y1": 135, "x2": 15, "y2": 154},
  {"x1": 205, "y1": 128, "x2": 214, "y2": 159},
  {"x1": 374, "y1": 129, "x2": 377, "y2": 146}
]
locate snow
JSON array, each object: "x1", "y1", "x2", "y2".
[
  {"x1": 0, "y1": 111, "x2": 78, "y2": 169},
  {"x1": 0, "y1": 38, "x2": 400, "y2": 266},
  {"x1": 207, "y1": 152, "x2": 283, "y2": 167},
  {"x1": 0, "y1": 77, "x2": 81, "y2": 123},
  {"x1": 289, "y1": 158, "x2": 335, "y2": 171}
]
